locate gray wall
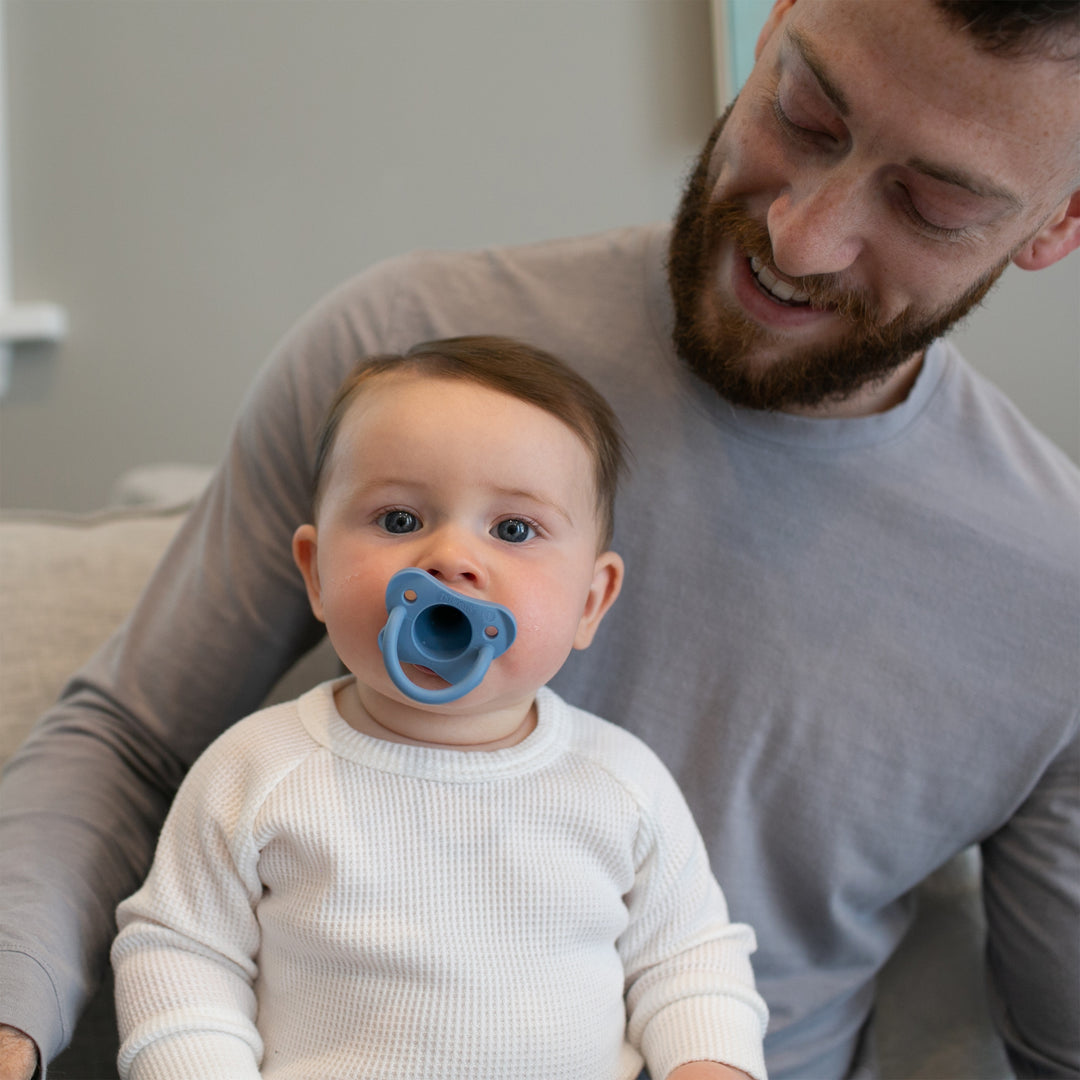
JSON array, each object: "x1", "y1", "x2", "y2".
[{"x1": 2, "y1": 0, "x2": 1077, "y2": 512}]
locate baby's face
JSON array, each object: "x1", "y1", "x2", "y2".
[{"x1": 295, "y1": 372, "x2": 620, "y2": 727}]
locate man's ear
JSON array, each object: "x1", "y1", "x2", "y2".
[
  {"x1": 756, "y1": 0, "x2": 798, "y2": 60},
  {"x1": 572, "y1": 551, "x2": 625, "y2": 651},
  {"x1": 292, "y1": 524, "x2": 326, "y2": 623},
  {"x1": 1013, "y1": 190, "x2": 1080, "y2": 271}
]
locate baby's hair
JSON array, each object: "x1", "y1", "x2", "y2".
[{"x1": 312, "y1": 335, "x2": 627, "y2": 549}]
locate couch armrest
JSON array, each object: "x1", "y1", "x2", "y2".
[{"x1": 0, "y1": 504, "x2": 189, "y2": 769}]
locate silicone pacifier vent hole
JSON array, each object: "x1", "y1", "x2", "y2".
[
  {"x1": 414, "y1": 604, "x2": 472, "y2": 658},
  {"x1": 484, "y1": 626, "x2": 499, "y2": 638},
  {"x1": 403, "y1": 589, "x2": 418, "y2": 603}
]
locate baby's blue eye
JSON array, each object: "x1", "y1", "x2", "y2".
[
  {"x1": 494, "y1": 518, "x2": 535, "y2": 544},
  {"x1": 380, "y1": 510, "x2": 419, "y2": 534}
]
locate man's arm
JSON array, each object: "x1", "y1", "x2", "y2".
[
  {"x1": 0, "y1": 265, "x2": 399, "y2": 1066},
  {"x1": 981, "y1": 725, "x2": 1080, "y2": 1077},
  {"x1": 0, "y1": 411, "x2": 319, "y2": 1064},
  {"x1": 0, "y1": 1026, "x2": 37, "y2": 1080}
]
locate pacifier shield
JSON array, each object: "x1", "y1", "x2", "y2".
[{"x1": 378, "y1": 568, "x2": 517, "y2": 704}]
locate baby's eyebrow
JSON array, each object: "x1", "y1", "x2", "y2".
[
  {"x1": 493, "y1": 486, "x2": 575, "y2": 527},
  {"x1": 353, "y1": 477, "x2": 427, "y2": 496}
]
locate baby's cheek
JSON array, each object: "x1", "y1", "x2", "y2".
[
  {"x1": 504, "y1": 605, "x2": 581, "y2": 680},
  {"x1": 323, "y1": 589, "x2": 387, "y2": 663}
]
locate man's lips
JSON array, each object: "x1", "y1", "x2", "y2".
[{"x1": 729, "y1": 248, "x2": 833, "y2": 330}]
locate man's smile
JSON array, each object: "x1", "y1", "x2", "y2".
[{"x1": 750, "y1": 256, "x2": 812, "y2": 306}]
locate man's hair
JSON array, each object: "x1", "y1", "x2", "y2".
[
  {"x1": 312, "y1": 335, "x2": 627, "y2": 550},
  {"x1": 934, "y1": 1, "x2": 1080, "y2": 63}
]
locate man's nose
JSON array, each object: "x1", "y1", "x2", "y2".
[{"x1": 766, "y1": 170, "x2": 866, "y2": 279}]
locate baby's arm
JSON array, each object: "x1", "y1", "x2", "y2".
[
  {"x1": 618, "y1": 746, "x2": 768, "y2": 1080},
  {"x1": 111, "y1": 724, "x2": 267, "y2": 1080}
]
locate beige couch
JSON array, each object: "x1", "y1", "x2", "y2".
[
  {"x1": 0, "y1": 486, "x2": 1013, "y2": 1079},
  {"x1": 0, "y1": 499, "x2": 190, "y2": 1078}
]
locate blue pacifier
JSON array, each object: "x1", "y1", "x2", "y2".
[{"x1": 378, "y1": 568, "x2": 517, "y2": 704}]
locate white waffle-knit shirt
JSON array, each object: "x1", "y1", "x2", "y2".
[{"x1": 113, "y1": 681, "x2": 767, "y2": 1080}]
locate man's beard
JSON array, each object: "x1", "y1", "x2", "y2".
[{"x1": 667, "y1": 110, "x2": 1010, "y2": 412}]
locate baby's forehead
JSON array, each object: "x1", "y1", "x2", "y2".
[
  {"x1": 343, "y1": 368, "x2": 496, "y2": 415},
  {"x1": 347, "y1": 367, "x2": 482, "y2": 405},
  {"x1": 338, "y1": 370, "x2": 600, "y2": 478},
  {"x1": 341, "y1": 369, "x2": 591, "y2": 451},
  {"x1": 319, "y1": 362, "x2": 615, "y2": 548},
  {"x1": 335, "y1": 372, "x2": 586, "y2": 466}
]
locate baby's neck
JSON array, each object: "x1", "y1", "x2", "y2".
[{"x1": 334, "y1": 678, "x2": 538, "y2": 751}]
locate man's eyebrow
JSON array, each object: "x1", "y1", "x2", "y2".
[
  {"x1": 787, "y1": 27, "x2": 850, "y2": 116},
  {"x1": 786, "y1": 27, "x2": 1023, "y2": 209},
  {"x1": 906, "y1": 157, "x2": 1023, "y2": 209}
]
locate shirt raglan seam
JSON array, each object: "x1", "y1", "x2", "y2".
[
  {"x1": 561, "y1": 745, "x2": 658, "y2": 867},
  {"x1": 247, "y1": 738, "x2": 331, "y2": 852}
]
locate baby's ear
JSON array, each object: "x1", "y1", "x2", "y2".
[
  {"x1": 292, "y1": 524, "x2": 327, "y2": 623},
  {"x1": 572, "y1": 551, "x2": 625, "y2": 651}
]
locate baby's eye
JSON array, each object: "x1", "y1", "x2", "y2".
[
  {"x1": 493, "y1": 518, "x2": 535, "y2": 544},
  {"x1": 378, "y1": 510, "x2": 420, "y2": 534}
]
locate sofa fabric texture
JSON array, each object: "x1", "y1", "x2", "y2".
[{"x1": 1, "y1": 505, "x2": 188, "y2": 768}]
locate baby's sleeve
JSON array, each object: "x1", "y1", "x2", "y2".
[
  {"x1": 618, "y1": 751, "x2": 769, "y2": 1080},
  {"x1": 111, "y1": 722, "x2": 270, "y2": 1080}
]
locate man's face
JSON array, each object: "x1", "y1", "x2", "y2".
[{"x1": 669, "y1": 0, "x2": 1080, "y2": 414}]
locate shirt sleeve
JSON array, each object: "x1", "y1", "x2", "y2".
[
  {"x1": 0, "y1": 260, "x2": 405, "y2": 1064},
  {"x1": 981, "y1": 722, "x2": 1080, "y2": 1077},
  {"x1": 619, "y1": 754, "x2": 769, "y2": 1080},
  {"x1": 111, "y1": 725, "x2": 272, "y2": 1080}
]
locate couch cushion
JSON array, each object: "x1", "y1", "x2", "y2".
[{"x1": 0, "y1": 504, "x2": 187, "y2": 768}]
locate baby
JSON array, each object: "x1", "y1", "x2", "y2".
[{"x1": 111, "y1": 335, "x2": 767, "y2": 1080}]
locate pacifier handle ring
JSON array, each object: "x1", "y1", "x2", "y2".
[{"x1": 380, "y1": 602, "x2": 498, "y2": 705}]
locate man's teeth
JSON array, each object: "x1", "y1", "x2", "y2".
[{"x1": 750, "y1": 256, "x2": 811, "y2": 305}]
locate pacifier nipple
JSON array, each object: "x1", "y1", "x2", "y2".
[{"x1": 377, "y1": 568, "x2": 517, "y2": 704}]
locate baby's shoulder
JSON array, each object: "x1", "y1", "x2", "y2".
[
  {"x1": 186, "y1": 684, "x2": 326, "y2": 792},
  {"x1": 542, "y1": 688, "x2": 683, "y2": 809}
]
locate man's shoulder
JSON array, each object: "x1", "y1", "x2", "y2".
[
  {"x1": 389, "y1": 222, "x2": 666, "y2": 279},
  {"x1": 328, "y1": 224, "x2": 666, "y2": 342},
  {"x1": 920, "y1": 342, "x2": 1080, "y2": 597},
  {"x1": 936, "y1": 341, "x2": 1080, "y2": 512}
]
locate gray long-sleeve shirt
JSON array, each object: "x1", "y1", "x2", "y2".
[{"x1": 2, "y1": 225, "x2": 1077, "y2": 1078}]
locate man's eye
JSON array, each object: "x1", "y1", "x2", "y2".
[
  {"x1": 774, "y1": 97, "x2": 831, "y2": 143},
  {"x1": 378, "y1": 510, "x2": 420, "y2": 534},
  {"x1": 493, "y1": 518, "x2": 535, "y2": 544},
  {"x1": 771, "y1": 81, "x2": 843, "y2": 148},
  {"x1": 893, "y1": 183, "x2": 974, "y2": 241}
]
